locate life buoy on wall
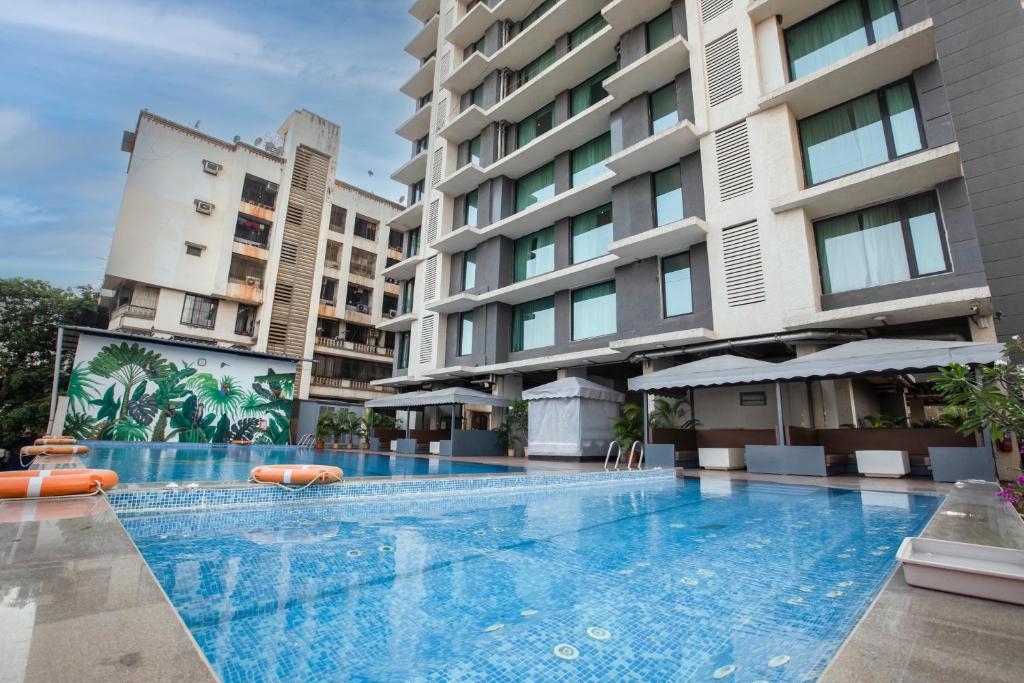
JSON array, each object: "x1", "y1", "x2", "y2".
[{"x1": 250, "y1": 464, "x2": 343, "y2": 486}]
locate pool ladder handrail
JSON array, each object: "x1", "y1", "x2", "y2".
[
  {"x1": 604, "y1": 441, "x2": 622, "y2": 470},
  {"x1": 626, "y1": 441, "x2": 644, "y2": 470},
  {"x1": 296, "y1": 433, "x2": 315, "y2": 449}
]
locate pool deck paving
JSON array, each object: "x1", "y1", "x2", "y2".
[{"x1": 1, "y1": 460, "x2": 1022, "y2": 682}]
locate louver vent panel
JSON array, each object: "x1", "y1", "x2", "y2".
[
  {"x1": 424, "y1": 255, "x2": 439, "y2": 300},
  {"x1": 435, "y1": 99, "x2": 449, "y2": 131},
  {"x1": 701, "y1": 0, "x2": 732, "y2": 23},
  {"x1": 280, "y1": 241, "x2": 298, "y2": 264},
  {"x1": 267, "y1": 322, "x2": 288, "y2": 345},
  {"x1": 444, "y1": 8, "x2": 455, "y2": 32},
  {"x1": 431, "y1": 148, "x2": 444, "y2": 187},
  {"x1": 722, "y1": 221, "x2": 766, "y2": 307},
  {"x1": 439, "y1": 51, "x2": 451, "y2": 82},
  {"x1": 715, "y1": 121, "x2": 754, "y2": 201},
  {"x1": 418, "y1": 314, "x2": 436, "y2": 364},
  {"x1": 705, "y1": 31, "x2": 742, "y2": 107},
  {"x1": 426, "y1": 199, "x2": 440, "y2": 243},
  {"x1": 274, "y1": 283, "x2": 293, "y2": 304}
]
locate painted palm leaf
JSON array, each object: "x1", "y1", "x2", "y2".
[
  {"x1": 63, "y1": 411, "x2": 98, "y2": 440},
  {"x1": 66, "y1": 363, "x2": 99, "y2": 412},
  {"x1": 88, "y1": 342, "x2": 171, "y2": 420},
  {"x1": 90, "y1": 385, "x2": 121, "y2": 422},
  {"x1": 187, "y1": 373, "x2": 245, "y2": 418}
]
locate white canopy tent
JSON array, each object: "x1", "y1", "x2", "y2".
[{"x1": 522, "y1": 377, "x2": 625, "y2": 459}]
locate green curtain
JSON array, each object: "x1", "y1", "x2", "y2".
[
  {"x1": 572, "y1": 132, "x2": 611, "y2": 187},
  {"x1": 905, "y1": 194, "x2": 947, "y2": 275},
  {"x1": 463, "y1": 248, "x2": 477, "y2": 289},
  {"x1": 816, "y1": 202, "x2": 907, "y2": 293},
  {"x1": 571, "y1": 64, "x2": 617, "y2": 116},
  {"x1": 471, "y1": 85, "x2": 484, "y2": 108},
  {"x1": 884, "y1": 82, "x2": 923, "y2": 156},
  {"x1": 515, "y1": 163, "x2": 556, "y2": 212},
  {"x1": 647, "y1": 11, "x2": 675, "y2": 51},
  {"x1": 868, "y1": 0, "x2": 899, "y2": 40},
  {"x1": 572, "y1": 204, "x2": 613, "y2": 263},
  {"x1": 512, "y1": 296, "x2": 555, "y2": 352},
  {"x1": 799, "y1": 93, "x2": 886, "y2": 184},
  {"x1": 519, "y1": 103, "x2": 554, "y2": 147},
  {"x1": 650, "y1": 82, "x2": 679, "y2": 134},
  {"x1": 519, "y1": 47, "x2": 555, "y2": 86},
  {"x1": 571, "y1": 13, "x2": 606, "y2": 49},
  {"x1": 459, "y1": 312, "x2": 474, "y2": 356},
  {"x1": 654, "y1": 165, "x2": 684, "y2": 225},
  {"x1": 464, "y1": 190, "x2": 478, "y2": 226},
  {"x1": 469, "y1": 135, "x2": 481, "y2": 165},
  {"x1": 662, "y1": 253, "x2": 693, "y2": 317},
  {"x1": 521, "y1": 0, "x2": 555, "y2": 30},
  {"x1": 572, "y1": 281, "x2": 617, "y2": 340},
  {"x1": 785, "y1": 0, "x2": 868, "y2": 80},
  {"x1": 408, "y1": 228, "x2": 420, "y2": 257},
  {"x1": 514, "y1": 227, "x2": 555, "y2": 281}
]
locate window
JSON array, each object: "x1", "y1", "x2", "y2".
[
  {"x1": 518, "y1": 47, "x2": 556, "y2": 86},
  {"x1": 815, "y1": 192, "x2": 949, "y2": 294},
  {"x1": 350, "y1": 248, "x2": 377, "y2": 279},
  {"x1": 647, "y1": 11, "x2": 675, "y2": 51},
  {"x1": 229, "y1": 255, "x2": 265, "y2": 285},
  {"x1": 463, "y1": 189, "x2": 479, "y2": 226},
  {"x1": 401, "y1": 280, "x2": 415, "y2": 314},
  {"x1": 234, "y1": 304, "x2": 256, "y2": 336},
  {"x1": 458, "y1": 311, "x2": 474, "y2": 356},
  {"x1": 512, "y1": 296, "x2": 555, "y2": 352},
  {"x1": 572, "y1": 204, "x2": 613, "y2": 264},
  {"x1": 321, "y1": 278, "x2": 339, "y2": 304},
  {"x1": 650, "y1": 82, "x2": 679, "y2": 134},
  {"x1": 330, "y1": 205, "x2": 347, "y2": 233},
  {"x1": 571, "y1": 132, "x2": 611, "y2": 187},
  {"x1": 469, "y1": 135, "x2": 482, "y2": 166},
  {"x1": 653, "y1": 165, "x2": 684, "y2": 226},
  {"x1": 572, "y1": 281, "x2": 616, "y2": 340},
  {"x1": 388, "y1": 230, "x2": 403, "y2": 250},
  {"x1": 514, "y1": 227, "x2": 555, "y2": 282},
  {"x1": 346, "y1": 284, "x2": 371, "y2": 310},
  {"x1": 740, "y1": 392, "x2": 768, "y2": 407},
  {"x1": 397, "y1": 332, "x2": 410, "y2": 369},
  {"x1": 407, "y1": 228, "x2": 421, "y2": 258},
  {"x1": 521, "y1": 0, "x2": 555, "y2": 31},
  {"x1": 515, "y1": 163, "x2": 556, "y2": 212},
  {"x1": 785, "y1": 0, "x2": 900, "y2": 81},
  {"x1": 354, "y1": 217, "x2": 378, "y2": 241},
  {"x1": 662, "y1": 253, "x2": 693, "y2": 317},
  {"x1": 325, "y1": 242, "x2": 341, "y2": 267},
  {"x1": 185, "y1": 244, "x2": 203, "y2": 257},
  {"x1": 519, "y1": 103, "x2": 554, "y2": 148},
  {"x1": 571, "y1": 13, "x2": 606, "y2": 48},
  {"x1": 571, "y1": 64, "x2": 617, "y2": 116},
  {"x1": 799, "y1": 80, "x2": 922, "y2": 185},
  {"x1": 234, "y1": 214, "x2": 271, "y2": 248},
  {"x1": 463, "y1": 248, "x2": 477, "y2": 289},
  {"x1": 241, "y1": 175, "x2": 278, "y2": 209},
  {"x1": 415, "y1": 134, "x2": 430, "y2": 155},
  {"x1": 411, "y1": 179, "x2": 425, "y2": 203},
  {"x1": 181, "y1": 294, "x2": 217, "y2": 329},
  {"x1": 470, "y1": 84, "x2": 485, "y2": 108}
]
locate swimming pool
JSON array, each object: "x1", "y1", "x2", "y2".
[
  {"x1": 121, "y1": 477, "x2": 940, "y2": 681},
  {"x1": 82, "y1": 443, "x2": 522, "y2": 483}
]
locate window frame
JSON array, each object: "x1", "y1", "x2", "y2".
[
  {"x1": 180, "y1": 293, "x2": 218, "y2": 329},
  {"x1": 660, "y1": 252, "x2": 694, "y2": 319},
  {"x1": 463, "y1": 189, "x2": 479, "y2": 227},
  {"x1": 462, "y1": 248, "x2": 477, "y2": 290},
  {"x1": 511, "y1": 295, "x2": 556, "y2": 352},
  {"x1": 570, "y1": 203, "x2": 614, "y2": 265},
  {"x1": 646, "y1": 10, "x2": 675, "y2": 52},
  {"x1": 397, "y1": 332, "x2": 410, "y2": 370},
  {"x1": 570, "y1": 280, "x2": 617, "y2": 341},
  {"x1": 651, "y1": 163, "x2": 685, "y2": 227},
  {"x1": 518, "y1": 102, "x2": 555, "y2": 148},
  {"x1": 649, "y1": 81, "x2": 679, "y2": 135},
  {"x1": 514, "y1": 161, "x2": 556, "y2": 213},
  {"x1": 513, "y1": 226, "x2": 556, "y2": 282},
  {"x1": 570, "y1": 131, "x2": 612, "y2": 188},
  {"x1": 457, "y1": 311, "x2": 474, "y2": 357}
]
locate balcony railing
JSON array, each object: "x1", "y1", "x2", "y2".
[
  {"x1": 315, "y1": 336, "x2": 395, "y2": 358},
  {"x1": 111, "y1": 303, "x2": 157, "y2": 320},
  {"x1": 311, "y1": 376, "x2": 397, "y2": 393}
]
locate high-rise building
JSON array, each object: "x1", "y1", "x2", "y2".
[
  {"x1": 103, "y1": 109, "x2": 403, "y2": 408},
  {"x1": 381, "y1": 0, "x2": 1024, "y2": 415}
]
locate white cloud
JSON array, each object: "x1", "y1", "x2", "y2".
[
  {"x1": 0, "y1": 195, "x2": 49, "y2": 226},
  {"x1": 0, "y1": 108, "x2": 34, "y2": 147}
]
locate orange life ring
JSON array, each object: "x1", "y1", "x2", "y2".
[
  {"x1": 41, "y1": 434, "x2": 73, "y2": 440},
  {"x1": 0, "y1": 469, "x2": 118, "y2": 498},
  {"x1": 230, "y1": 440, "x2": 252, "y2": 446},
  {"x1": 251, "y1": 464, "x2": 343, "y2": 485},
  {"x1": 0, "y1": 469, "x2": 118, "y2": 489},
  {"x1": 20, "y1": 445, "x2": 91, "y2": 457},
  {"x1": 34, "y1": 438, "x2": 77, "y2": 446}
]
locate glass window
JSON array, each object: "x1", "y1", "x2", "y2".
[
  {"x1": 515, "y1": 163, "x2": 556, "y2": 212},
  {"x1": 815, "y1": 192, "x2": 948, "y2": 294},
  {"x1": 572, "y1": 132, "x2": 611, "y2": 187},
  {"x1": 514, "y1": 227, "x2": 555, "y2": 282},
  {"x1": 512, "y1": 296, "x2": 555, "y2": 352},
  {"x1": 572, "y1": 203, "x2": 613, "y2": 264},
  {"x1": 471, "y1": 84, "x2": 485, "y2": 108},
  {"x1": 397, "y1": 332, "x2": 410, "y2": 369},
  {"x1": 181, "y1": 294, "x2": 218, "y2": 329},
  {"x1": 571, "y1": 64, "x2": 617, "y2": 116},
  {"x1": 799, "y1": 81, "x2": 922, "y2": 185},
  {"x1": 401, "y1": 280, "x2": 415, "y2": 314},
  {"x1": 464, "y1": 190, "x2": 478, "y2": 227},
  {"x1": 571, "y1": 13, "x2": 606, "y2": 48},
  {"x1": 519, "y1": 47, "x2": 556, "y2": 86},
  {"x1": 647, "y1": 11, "x2": 675, "y2": 51},
  {"x1": 521, "y1": 0, "x2": 555, "y2": 30},
  {"x1": 463, "y1": 248, "x2": 477, "y2": 290},
  {"x1": 234, "y1": 304, "x2": 256, "y2": 336},
  {"x1": 519, "y1": 103, "x2": 554, "y2": 147},
  {"x1": 653, "y1": 165, "x2": 684, "y2": 226},
  {"x1": 650, "y1": 82, "x2": 679, "y2": 134},
  {"x1": 572, "y1": 281, "x2": 617, "y2": 340},
  {"x1": 469, "y1": 135, "x2": 482, "y2": 165},
  {"x1": 459, "y1": 311, "x2": 474, "y2": 356},
  {"x1": 407, "y1": 227, "x2": 421, "y2": 258},
  {"x1": 785, "y1": 0, "x2": 900, "y2": 80},
  {"x1": 662, "y1": 253, "x2": 693, "y2": 317}
]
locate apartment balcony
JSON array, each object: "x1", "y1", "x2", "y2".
[
  {"x1": 783, "y1": 286, "x2": 992, "y2": 331},
  {"x1": 409, "y1": 0, "x2": 440, "y2": 23},
  {"x1": 377, "y1": 311, "x2": 417, "y2": 333},
  {"x1": 607, "y1": 217, "x2": 709, "y2": 263},
  {"x1": 406, "y1": 12, "x2": 439, "y2": 60},
  {"x1": 427, "y1": 254, "x2": 620, "y2": 315},
  {"x1": 319, "y1": 300, "x2": 340, "y2": 318},
  {"x1": 433, "y1": 170, "x2": 618, "y2": 253},
  {"x1": 384, "y1": 281, "x2": 401, "y2": 296},
  {"x1": 343, "y1": 306, "x2": 374, "y2": 326},
  {"x1": 391, "y1": 150, "x2": 429, "y2": 185},
  {"x1": 323, "y1": 259, "x2": 342, "y2": 273},
  {"x1": 748, "y1": 0, "x2": 837, "y2": 27},
  {"x1": 238, "y1": 201, "x2": 274, "y2": 223},
  {"x1": 770, "y1": 143, "x2": 962, "y2": 220},
  {"x1": 381, "y1": 254, "x2": 423, "y2": 281},
  {"x1": 443, "y1": 50, "x2": 491, "y2": 95},
  {"x1": 231, "y1": 241, "x2": 270, "y2": 261},
  {"x1": 396, "y1": 102, "x2": 432, "y2": 141},
  {"x1": 759, "y1": 20, "x2": 936, "y2": 119},
  {"x1": 315, "y1": 336, "x2": 395, "y2": 360},
  {"x1": 602, "y1": 0, "x2": 674, "y2": 32},
  {"x1": 604, "y1": 120, "x2": 701, "y2": 179},
  {"x1": 604, "y1": 35, "x2": 690, "y2": 102},
  {"x1": 439, "y1": 24, "x2": 619, "y2": 144},
  {"x1": 437, "y1": 96, "x2": 617, "y2": 197},
  {"x1": 445, "y1": 0, "x2": 535, "y2": 47},
  {"x1": 400, "y1": 55, "x2": 436, "y2": 100},
  {"x1": 388, "y1": 200, "x2": 424, "y2": 232},
  {"x1": 225, "y1": 279, "x2": 264, "y2": 305},
  {"x1": 310, "y1": 376, "x2": 398, "y2": 396},
  {"x1": 109, "y1": 303, "x2": 157, "y2": 321}
]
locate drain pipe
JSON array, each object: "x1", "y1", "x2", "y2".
[{"x1": 630, "y1": 330, "x2": 868, "y2": 363}]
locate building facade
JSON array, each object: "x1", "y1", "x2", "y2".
[
  {"x1": 380, "y1": 0, "x2": 1024, "y2": 424},
  {"x1": 103, "y1": 110, "x2": 404, "y2": 406}
]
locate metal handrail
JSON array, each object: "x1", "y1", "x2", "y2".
[
  {"x1": 627, "y1": 441, "x2": 644, "y2": 470},
  {"x1": 296, "y1": 433, "x2": 315, "y2": 449},
  {"x1": 604, "y1": 441, "x2": 621, "y2": 471}
]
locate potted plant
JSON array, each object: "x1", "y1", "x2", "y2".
[
  {"x1": 362, "y1": 410, "x2": 395, "y2": 450},
  {"x1": 331, "y1": 411, "x2": 347, "y2": 449},
  {"x1": 315, "y1": 412, "x2": 335, "y2": 450},
  {"x1": 506, "y1": 399, "x2": 529, "y2": 458},
  {"x1": 612, "y1": 403, "x2": 644, "y2": 450}
]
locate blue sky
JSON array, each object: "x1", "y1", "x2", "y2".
[{"x1": 0, "y1": 0, "x2": 419, "y2": 288}]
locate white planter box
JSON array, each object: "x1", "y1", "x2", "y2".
[
  {"x1": 897, "y1": 536, "x2": 1024, "y2": 605},
  {"x1": 429, "y1": 441, "x2": 441, "y2": 455},
  {"x1": 698, "y1": 447, "x2": 746, "y2": 470},
  {"x1": 856, "y1": 449, "x2": 910, "y2": 478},
  {"x1": 389, "y1": 440, "x2": 398, "y2": 452}
]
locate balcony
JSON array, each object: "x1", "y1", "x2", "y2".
[
  {"x1": 110, "y1": 303, "x2": 157, "y2": 321},
  {"x1": 388, "y1": 200, "x2": 424, "y2": 232},
  {"x1": 609, "y1": 327, "x2": 716, "y2": 354},
  {"x1": 604, "y1": 120, "x2": 702, "y2": 179},
  {"x1": 310, "y1": 375, "x2": 398, "y2": 395},
  {"x1": 602, "y1": 0, "x2": 673, "y2": 32},
  {"x1": 607, "y1": 217, "x2": 710, "y2": 263},
  {"x1": 238, "y1": 201, "x2": 274, "y2": 223},
  {"x1": 784, "y1": 286, "x2": 991, "y2": 331},
  {"x1": 437, "y1": 96, "x2": 617, "y2": 197},
  {"x1": 432, "y1": 170, "x2": 618, "y2": 254},
  {"x1": 396, "y1": 102, "x2": 432, "y2": 141},
  {"x1": 231, "y1": 241, "x2": 269, "y2": 261},
  {"x1": 445, "y1": 0, "x2": 535, "y2": 47},
  {"x1": 759, "y1": 20, "x2": 936, "y2": 119},
  {"x1": 748, "y1": 0, "x2": 837, "y2": 27},
  {"x1": 439, "y1": 104, "x2": 488, "y2": 144},
  {"x1": 443, "y1": 50, "x2": 491, "y2": 95},
  {"x1": 400, "y1": 55, "x2": 436, "y2": 100},
  {"x1": 770, "y1": 143, "x2": 962, "y2": 220},
  {"x1": 603, "y1": 35, "x2": 690, "y2": 102},
  {"x1": 409, "y1": 0, "x2": 440, "y2": 23},
  {"x1": 225, "y1": 280, "x2": 264, "y2": 304},
  {"x1": 406, "y1": 13, "x2": 439, "y2": 60},
  {"x1": 382, "y1": 254, "x2": 423, "y2": 281},
  {"x1": 233, "y1": 215, "x2": 271, "y2": 250},
  {"x1": 315, "y1": 336, "x2": 395, "y2": 359},
  {"x1": 319, "y1": 300, "x2": 339, "y2": 318},
  {"x1": 377, "y1": 311, "x2": 417, "y2": 333},
  {"x1": 391, "y1": 150, "x2": 429, "y2": 185}
]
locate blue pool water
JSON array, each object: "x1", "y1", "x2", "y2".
[
  {"x1": 82, "y1": 443, "x2": 522, "y2": 483},
  {"x1": 121, "y1": 478, "x2": 941, "y2": 681}
]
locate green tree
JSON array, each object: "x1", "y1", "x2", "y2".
[
  {"x1": 933, "y1": 338, "x2": 1024, "y2": 441},
  {"x1": 0, "y1": 278, "x2": 106, "y2": 452},
  {"x1": 88, "y1": 342, "x2": 170, "y2": 421},
  {"x1": 650, "y1": 397, "x2": 700, "y2": 429}
]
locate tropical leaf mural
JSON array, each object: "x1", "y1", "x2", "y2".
[
  {"x1": 187, "y1": 372, "x2": 246, "y2": 418},
  {"x1": 63, "y1": 411, "x2": 98, "y2": 440},
  {"x1": 66, "y1": 363, "x2": 99, "y2": 413},
  {"x1": 88, "y1": 342, "x2": 171, "y2": 421}
]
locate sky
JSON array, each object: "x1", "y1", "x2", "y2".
[{"x1": 0, "y1": 0, "x2": 420, "y2": 288}]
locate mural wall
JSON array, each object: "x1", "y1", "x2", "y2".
[{"x1": 62, "y1": 334, "x2": 296, "y2": 444}]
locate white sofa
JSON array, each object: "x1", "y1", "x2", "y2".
[
  {"x1": 855, "y1": 450, "x2": 910, "y2": 478},
  {"x1": 698, "y1": 447, "x2": 746, "y2": 470}
]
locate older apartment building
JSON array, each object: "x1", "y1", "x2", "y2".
[
  {"x1": 103, "y1": 109, "x2": 404, "y2": 405},
  {"x1": 379, "y1": 0, "x2": 1024, "y2": 408}
]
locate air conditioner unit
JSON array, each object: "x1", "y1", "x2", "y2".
[
  {"x1": 358, "y1": 304, "x2": 369, "y2": 314},
  {"x1": 245, "y1": 276, "x2": 260, "y2": 287},
  {"x1": 202, "y1": 159, "x2": 222, "y2": 176},
  {"x1": 194, "y1": 199, "x2": 214, "y2": 215},
  {"x1": 387, "y1": 310, "x2": 398, "y2": 318}
]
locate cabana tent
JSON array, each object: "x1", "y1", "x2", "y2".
[{"x1": 522, "y1": 377, "x2": 624, "y2": 460}]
